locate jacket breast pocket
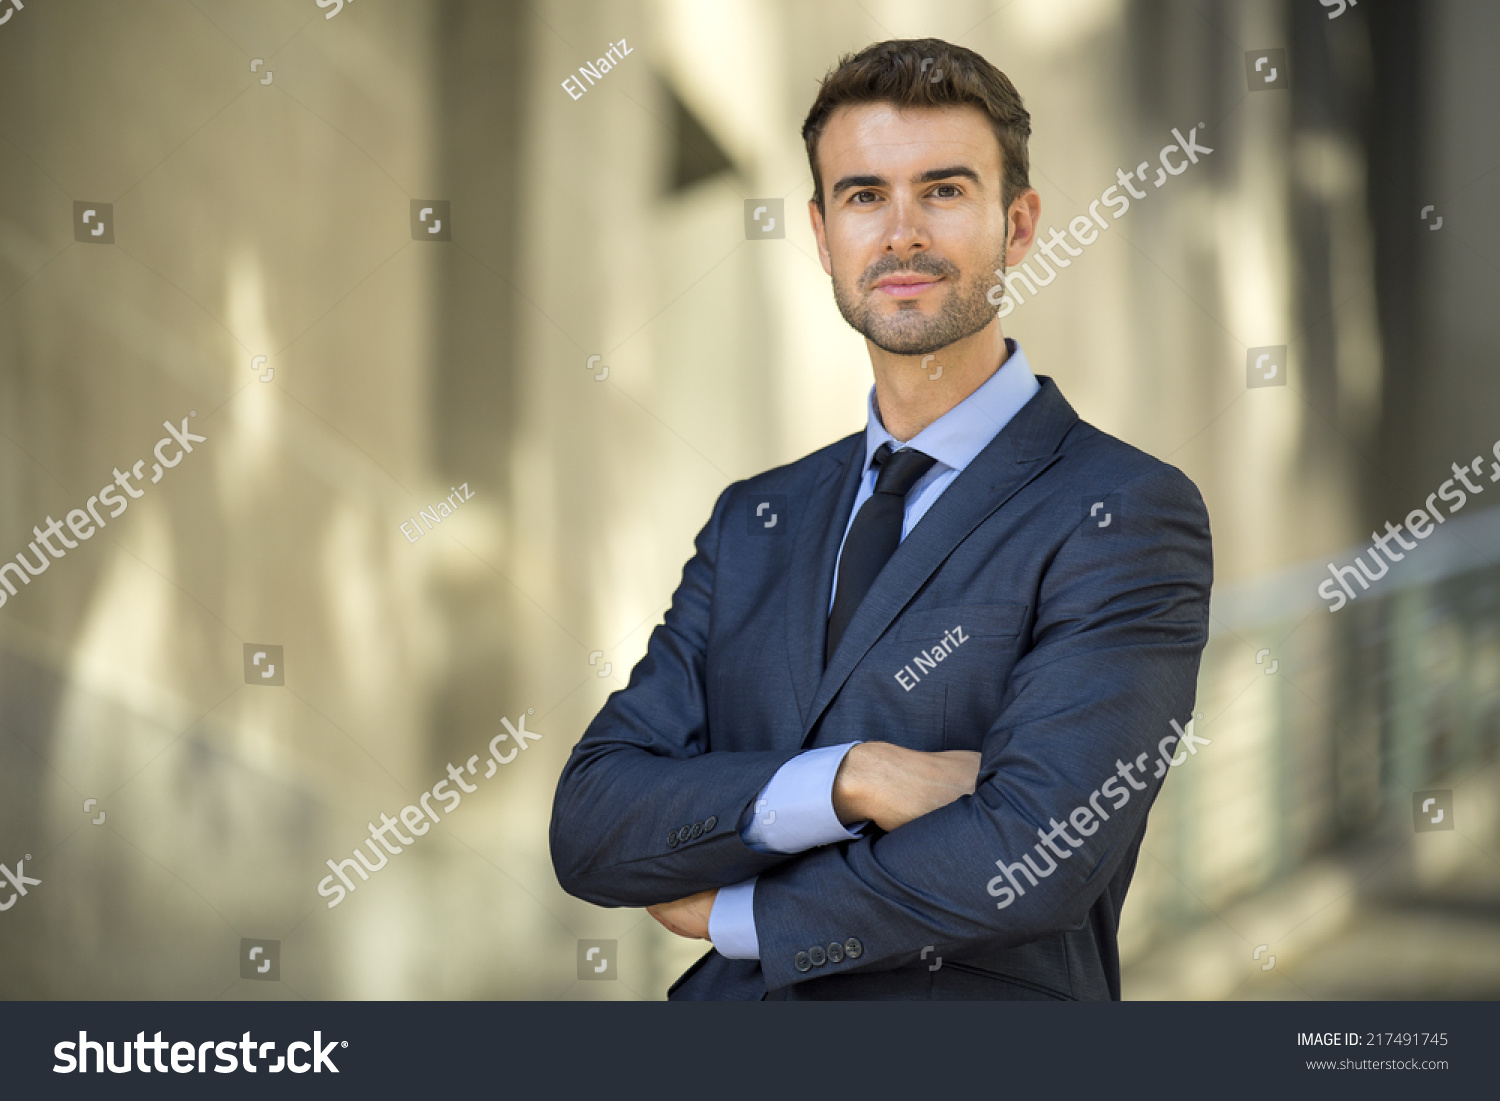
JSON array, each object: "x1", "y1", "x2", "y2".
[
  {"x1": 897, "y1": 602, "x2": 1027, "y2": 642},
  {"x1": 896, "y1": 602, "x2": 1028, "y2": 752}
]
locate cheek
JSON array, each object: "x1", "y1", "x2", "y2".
[
  {"x1": 827, "y1": 213, "x2": 886, "y2": 262},
  {"x1": 826, "y1": 244, "x2": 871, "y2": 291},
  {"x1": 941, "y1": 209, "x2": 1006, "y2": 259}
]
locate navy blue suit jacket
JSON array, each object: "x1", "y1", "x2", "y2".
[{"x1": 550, "y1": 376, "x2": 1213, "y2": 1000}]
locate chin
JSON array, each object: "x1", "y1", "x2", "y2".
[{"x1": 868, "y1": 335, "x2": 949, "y2": 357}]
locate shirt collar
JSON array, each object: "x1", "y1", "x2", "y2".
[{"x1": 862, "y1": 338, "x2": 1040, "y2": 476}]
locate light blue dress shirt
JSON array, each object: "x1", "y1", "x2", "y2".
[{"x1": 707, "y1": 339, "x2": 1041, "y2": 960}]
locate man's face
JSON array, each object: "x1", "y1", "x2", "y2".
[{"x1": 811, "y1": 102, "x2": 1012, "y2": 357}]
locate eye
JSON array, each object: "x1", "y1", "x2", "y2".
[
  {"x1": 931, "y1": 183, "x2": 962, "y2": 198},
  {"x1": 851, "y1": 189, "x2": 880, "y2": 204}
]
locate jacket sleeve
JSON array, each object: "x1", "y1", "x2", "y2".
[
  {"x1": 549, "y1": 483, "x2": 810, "y2": 907},
  {"x1": 748, "y1": 464, "x2": 1215, "y2": 991}
]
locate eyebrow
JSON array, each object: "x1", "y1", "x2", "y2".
[{"x1": 830, "y1": 165, "x2": 982, "y2": 199}]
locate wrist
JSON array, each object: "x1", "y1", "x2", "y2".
[{"x1": 833, "y1": 741, "x2": 878, "y2": 825}]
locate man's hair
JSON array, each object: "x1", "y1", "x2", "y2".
[{"x1": 802, "y1": 38, "x2": 1032, "y2": 215}]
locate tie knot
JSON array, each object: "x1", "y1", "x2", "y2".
[{"x1": 872, "y1": 442, "x2": 936, "y2": 497}]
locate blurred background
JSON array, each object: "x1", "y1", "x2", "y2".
[{"x1": 1, "y1": 0, "x2": 1497, "y2": 1000}]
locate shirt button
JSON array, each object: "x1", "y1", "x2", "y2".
[
  {"x1": 844, "y1": 937, "x2": 863, "y2": 959},
  {"x1": 690, "y1": 822, "x2": 703, "y2": 839},
  {"x1": 808, "y1": 946, "x2": 826, "y2": 966},
  {"x1": 827, "y1": 942, "x2": 844, "y2": 963},
  {"x1": 666, "y1": 829, "x2": 679, "y2": 847},
  {"x1": 794, "y1": 952, "x2": 812, "y2": 973},
  {"x1": 703, "y1": 815, "x2": 718, "y2": 832}
]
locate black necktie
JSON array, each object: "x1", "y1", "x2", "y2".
[{"x1": 826, "y1": 443, "x2": 937, "y2": 664}]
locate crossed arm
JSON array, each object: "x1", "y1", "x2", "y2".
[
  {"x1": 645, "y1": 744, "x2": 982, "y2": 939},
  {"x1": 549, "y1": 483, "x2": 989, "y2": 918}
]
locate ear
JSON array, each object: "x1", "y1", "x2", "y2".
[
  {"x1": 1005, "y1": 188, "x2": 1042, "y2": 267},
  {"x1": 808, "y1": 198, "x2": 833, "y2": 276}
]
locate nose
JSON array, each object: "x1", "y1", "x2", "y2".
[{"x1": 883, "y1": 191, "x2": 930, "y2": 260}]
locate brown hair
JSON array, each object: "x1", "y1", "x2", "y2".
[{"x1": 802, "y1": 38, "x2": 1032, "y2": 214}]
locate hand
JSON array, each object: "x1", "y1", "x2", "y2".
[
  {"x1": 832, "y1": 742, "x2": 981, "y2": 832},
  {"x1": 647, "y1": 888, "x2": 717, "y2": 940}
]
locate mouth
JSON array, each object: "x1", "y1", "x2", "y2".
[{"x1": 872, "y1": 273, "x2": 944, "y2": 298}]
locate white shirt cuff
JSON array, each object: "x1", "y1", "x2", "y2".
[
  {"x1": 708, "y1": 877, "x2": 760, "y2": 959},
  {"x1": 741, "y1": 742, "x2": 866, "y2": 854}
]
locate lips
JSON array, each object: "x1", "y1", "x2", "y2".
[{"x1": 873, "y1": 274, "x2": 943, "y2": 298}]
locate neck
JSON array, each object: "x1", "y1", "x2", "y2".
[{"x1": 868, "y1": 319, "x2": 1009, "y2": 442}]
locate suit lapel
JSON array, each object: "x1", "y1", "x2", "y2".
[
  {"x1": 784, "y1": 434, "x2": 865, "y2": 727},
  {"x1": 798, "y1": 376, "x2": 1079, "y2": 746}
]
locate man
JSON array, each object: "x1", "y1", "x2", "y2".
[{"x1": 550, "y1": 38, "x2": 1213, "y2": 1000}]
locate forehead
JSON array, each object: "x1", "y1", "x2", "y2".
[{"x1": 817, "y1": 102, "x2": 1002, "y2": 178}]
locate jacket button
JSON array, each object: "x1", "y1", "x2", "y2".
[
  {"x1": 690, "y1": 822, "x2": 703, "y2": 839},
  {"x1": 827, "y1": 941, "x2": 844, "y2": 963},
  {"x1": 703, "y1": 815, "x2": 718, "y2": 832},
  {"x1": 793, "y1": 952, "x2": 811, "y2": 973},
  {"x1": 808, "y1": 945, "x2": 826, "y2": 966},
  {"x1": 667, "y1": 829, "x2": 679, "y2": 847},
  {"x1": 844, "y1": 937, "x2": 863, "y2": 959}
]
